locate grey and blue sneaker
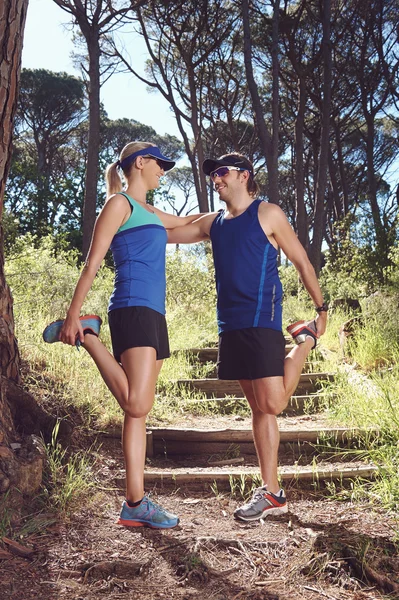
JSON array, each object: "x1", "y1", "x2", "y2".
[
  {"x1": 43, "y1": 314, "x2": 102, "y2": 347},
  {"x1": 117, "y1": 496, "x2": 179, "y2": 529},
  {"x1": 234, "y1": 486, "x2": 288, "y2": 522}
]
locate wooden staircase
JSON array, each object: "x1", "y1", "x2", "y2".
[{"x1": 139, "y1": 343, "x2": 378, "y2": 490}]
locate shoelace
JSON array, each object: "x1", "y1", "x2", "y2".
[
  {"x1": 145, "y1": 496, "x2": 166, "y2": 513},
  {"x1": 247, "y1": 487, "x2": 267, "y2": 505}
]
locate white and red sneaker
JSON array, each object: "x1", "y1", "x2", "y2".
[
  {"x1": 234, "y1": 486, "x2": 288, "y2": 521},
  {"x1": 286, "y1": 320, "x2": 317, "y2": 349}
]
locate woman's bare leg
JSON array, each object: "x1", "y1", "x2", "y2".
[
  {"x1": 120, "y1": 348, "x2": 163, "y2": 502},
  {"x1": 82, "y1": 335, "x2": 131, "y2": 414},
  {"x1": 83, "y1": 336, "x2": 163, "y2": 502}
]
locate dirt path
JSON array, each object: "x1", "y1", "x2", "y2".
[
  {"x1": 2, "y1": 450, "x2": 398, "y2": 600},
  {"x1": 3, "y1": 348, "x2": 398, "y2": 599}
]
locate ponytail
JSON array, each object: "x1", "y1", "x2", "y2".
[{"x1": 105, "y1": 161, "x2": 123, "y2": 199}]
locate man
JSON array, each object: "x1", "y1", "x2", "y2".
[{"x1": 167, "y1": 153, "x2": 328, "y2": 522}]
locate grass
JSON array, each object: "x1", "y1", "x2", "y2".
[
  {"x1": 4, "y1": 236, "x2": 399, "y2": 517},
  {"x1": 0, "y1": 492, "x2": 13, "y2": 538},
  {"x1": 42, "y1": 421, "x2": 97, "y2": 516},
  {"x1": 228, "y1": 473, "x2": 263, "y2": 499}
]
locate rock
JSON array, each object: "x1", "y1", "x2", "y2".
[
  {"x1": 329, "y1": 298, "x2": 361, "y2": 312},
  {"x1": 17, "y1": 455, "x2": 44, "y2": 495},
  {"x1": 0, "y1": 434, "x2": 45, "y2": 498}
]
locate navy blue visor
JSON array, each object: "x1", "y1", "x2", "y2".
[
  {"x1": 203, "y1": 155, "x2": 253, "y2": 177},
  {"x1": 119, "y1": 146, "x2": 176, "y2": 172}
]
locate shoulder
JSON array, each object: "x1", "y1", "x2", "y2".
[
  {"x1": 106, "y1": 192, "x2": 131, "y2": 209},
  {"x1": 151, "y1": 205, "x2": 165, "y2": 216},
  {"x1": 201, "y1": 211, "x2": 219, "y2": 233},
  {"x1": 258, "y1": 201, "x2": 288, "y2": 225},
  {"x1": 258, "y1": 200, "x2": 283, "y2": 216},
  {"x1": 98, "y1": 193, "x2": 131, "y2": 222}
]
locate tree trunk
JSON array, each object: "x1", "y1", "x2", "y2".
[
  {"x1": 0, "y1": 0, "x2": 63, "y2": 504},
  {"x1": 81, "y1": 32, "x2": 101, "y2": 261},
  {"x1": 0, "y1": 227, "x2": 21, "y2": 383},
  {"x1": 187, "y1": 65, "x2": 210, "y2": 213},
  {"x1": 309, "y1": 0, "x2": 332, "y2": 275},
  {"x1": 270, "y1": 0, "x2": 280, "y2": 205},
  {"x1": 328, "y1": 145, "x2": 342, "y2": 222},
  {"x1": 366, "y1": 116, "x2": 388, "y2": 277},
  {"x1": 0, "y1": 0, "x2": 28, "y2": 382},
  {"x1": 334, "y1": 121, "x2": 349, "y2": 217},
  {"x1": 241, "y1": 0, "x2": 278, "y2": 204},
  {"x1": 294, "y1": 75, "x2": 308, "y2": 249}
]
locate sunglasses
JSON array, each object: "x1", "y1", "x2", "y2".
[
  {"x1": 145, "y1": 156, "x2": 164, "y2": 169},
  {"x1": 210, "y1": 166, "x2": 246, "y2": 180}
]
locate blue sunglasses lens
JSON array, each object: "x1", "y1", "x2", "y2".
[{"x1": 211, "y1": 167, "x2": 230, "y2": 179}]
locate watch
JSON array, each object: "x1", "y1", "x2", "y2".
[{"x1": 315, "y1": 302, "x2": 328, "y2": 313}]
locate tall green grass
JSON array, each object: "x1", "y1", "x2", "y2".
[
  {"x1": 6, "y1": 236, "x2": 217, "y2": 429},
  {"x1": 42, "y1": 421, "x2": 97, "y2": 515},
  {"x1": 320, "y1": 292, "x2": 399, "y2": 512},
  {"x1": 5, "y1": 236, "x2": 399, "y2": 512}
]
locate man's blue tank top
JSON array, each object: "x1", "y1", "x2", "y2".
[
  {"x1": 108, "y1": 193, "x2": 167, "y2": 315},
  {"x1": 210, "y1": 199, "x2": 283, "y2": 334}
]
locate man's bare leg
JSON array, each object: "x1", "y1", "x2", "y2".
[
  {"x1": 240, "y1": 380, "x2": 280, "y2": 493},
  {"x1": 252, "y1": 336, "x2": 315, "y2": 415},
  {"x1": 238, "y1": 336, "x2": 315, "y2": 494}
]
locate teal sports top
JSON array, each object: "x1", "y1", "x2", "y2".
[{"x1": 108, "y1": 192, "x2": 167, "y2": 315}]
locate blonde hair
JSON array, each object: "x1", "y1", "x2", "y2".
[{"x1": 105, "y1": 141, "x2": 155, "y2": 198}]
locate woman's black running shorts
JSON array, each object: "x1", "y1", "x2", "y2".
[{"x1": 108, "y1": 306, "x2": 170, "y2": 363}]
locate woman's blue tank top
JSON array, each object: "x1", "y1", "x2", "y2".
[
  {"x1": 210, "y1": 199, "x2": 283, "y2": 334},
  {"x1": 108, "y1": 193, "x2": 167, "y2": 315}
]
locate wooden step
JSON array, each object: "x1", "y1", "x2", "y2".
[
  {"x1": 176, "y1": 373, "x2": 334, "y2": 397},
  {"x1": 141, "y1": 462, "x2": 378, "y2": 488},
  {"x1": 178, "y1": 345, "x2": 296, "y2": 363},
  {"x1": 181, "y1": 393, "x2": 327, "y2": 415},
  {"x1": 149, "y1": 425, "x2": 375, "y2": 456},
  {"x1": 149, "y1": 425, "x2": 372, "y2": 444},
  {"x1": 188, "y1": 361, "x2": 322, "y2": 379}
]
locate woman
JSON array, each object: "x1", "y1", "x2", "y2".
[{"x1": 43, "y1": 141, "x2": 200, "y2": 529}]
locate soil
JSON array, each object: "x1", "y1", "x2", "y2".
[
  {"x1": 1, "y1": 429, "x2": 399, "y2": 600},
  {"x1": 4, "y1": 336, "x2": 398, "y2": 598}
]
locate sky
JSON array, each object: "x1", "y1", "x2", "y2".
[
  {"x1": 21, "y1": 0, "x2": 181, "y2": 139},
  {"x1": 20, "y1": 0, "x2": 398, "y2": 197},
  {"x1": 21, "y1": 0, "x2": 203, "y2": 214}
]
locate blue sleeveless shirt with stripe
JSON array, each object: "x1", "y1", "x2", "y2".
[
  {"x1": 108, "y1": 193, "x2": 167, "y2": 315},
  {"x1": 210, "y1": 199, "x2": 283, "y2": 334}
]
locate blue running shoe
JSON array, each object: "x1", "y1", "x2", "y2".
[
  {"x1": 117, "y1": 496, "x2": 179, "y2": 529},
  {"x1": 43, "y1": 314, "x2": 102, "y2": 346}
]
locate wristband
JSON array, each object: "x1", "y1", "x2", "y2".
[{"x1": 315, "y1": 302, "x2": 328, "y2": 313}]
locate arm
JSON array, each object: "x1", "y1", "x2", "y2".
[
  {"x1": 59, "y1": 195, "x2": 129, "y2": 345},
  {"x1": 259, "y1": 203, "x2": 327, "y2": 336},
  {"x1": 167, "y1": 212, "x2": 217, "y2": 244},
  {"x1": 152, "y1": 205, "x2": 205, "y2": 229}
]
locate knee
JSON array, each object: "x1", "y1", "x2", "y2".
[
  {"x1": 256, "y1": 399, "x2": 287, "y2": 416},
  {"x1": 124, "y1": 406, "x2": 148, "y2": 419},
  {"x1": 124, "y1": 396, "x2": 152, "y2": 419}
]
